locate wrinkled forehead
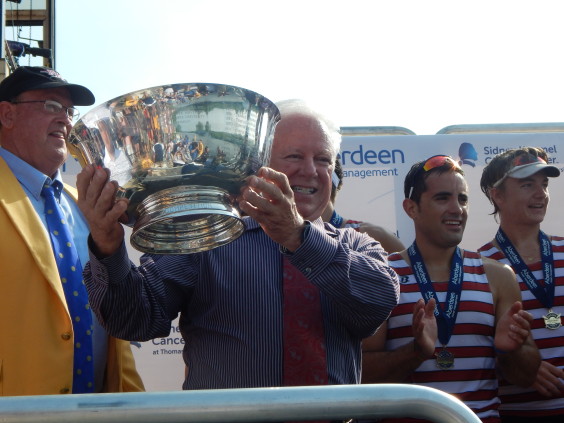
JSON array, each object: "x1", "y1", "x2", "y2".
[{"x1": 273, "y1": 112, "x2": 337, "y2": 156}]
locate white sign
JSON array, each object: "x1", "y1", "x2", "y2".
[{"x1": 336, "y1": 132, "x2": 564, "y2": 251}]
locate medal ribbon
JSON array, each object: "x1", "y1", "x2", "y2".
[
  {"x1": 408, "y1": 242, "x2": 464, "y2": 346},
  {"x1": 495, "y1": 228, "x2": 555, "y2": 309},
  {"x1": 329, "y1": 210, "x2": 344, "y2": 228}
]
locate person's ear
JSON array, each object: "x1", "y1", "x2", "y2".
[
  {"x1": 488, "y1": 187, "x2": 503, "y2": 209},
  {"x1": 0, "y1": 101, "x2": 16, "y2": 129},
  {"x1": 403, "y1": 197, "x2": 418, "y2": 219}
]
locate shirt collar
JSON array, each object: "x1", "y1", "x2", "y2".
[
  {"x1": 0, "y1": 147, "x2": 64, "y2": 201},
  {"x1": 242, "y1": 216, "x2": 261, "y2": 231}
]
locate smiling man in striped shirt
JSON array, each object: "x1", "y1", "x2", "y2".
[
  {"x1": 478, "y1": 147, "x2": 564, "y2": 423},
  {"x1": 78, "y1": 99, "x2": 400, "y2": 390}
]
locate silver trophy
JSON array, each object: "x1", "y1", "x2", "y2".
[{"x1": 68, "y1": 83, "x2": 280, "y2": 254}]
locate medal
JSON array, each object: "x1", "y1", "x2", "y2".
[
  {"x1": 496, "y1": 230, "x2": 558, "y2": 332},
  {"x1": 543, "y1": 309, "x2": 562, "y2": 330},
  {"x1": 435, "y1": 346, "x2": 455, "y2": 370},
  {"x1": 408, "y1": 242, "x2": 463, "y2": 371}
]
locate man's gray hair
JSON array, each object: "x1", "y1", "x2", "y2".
[{"x1": 275, "y1": 99, "x2": 341, "y2": 158}]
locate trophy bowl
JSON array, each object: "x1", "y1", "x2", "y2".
[{"x1": 68, "y1": 83, "x2": 280, "y2": 254}]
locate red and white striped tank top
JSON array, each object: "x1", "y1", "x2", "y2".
[
  {"x1": 386, "y1": 250, "x2": 500, "y2": 423},
  {"x1": 479, "y1": 236, "x2": 564, "y2": 418}
]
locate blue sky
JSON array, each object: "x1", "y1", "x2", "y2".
[{"x1": 13, "y1": 0, "x2": 564, "y2": 135}]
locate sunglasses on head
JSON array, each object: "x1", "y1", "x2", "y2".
[
  {"x1": 407, "y1": 155, "x2": 461, "y2": 199},
  {"x1": 512, "y1": 154, "x2": 546, "y2": 167},
  {"x1": 422, "y1": 155, "x2": 461, "y2": 171}
]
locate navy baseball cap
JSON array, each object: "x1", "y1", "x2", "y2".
[{"x1": 0, "y1": 66, "x2": 95, "y2": 106}]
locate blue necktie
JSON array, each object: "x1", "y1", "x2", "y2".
[{"x1": 41, "y1": 180, "x2": 95, "y2": 393}]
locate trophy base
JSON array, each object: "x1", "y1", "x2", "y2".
[{"x1": 130, "y1": 185, "x2": 244, "y2": 254}]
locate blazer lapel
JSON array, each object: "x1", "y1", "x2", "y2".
[{"x1": 0, "y1": 158, "x2": 68, "y2": 308}]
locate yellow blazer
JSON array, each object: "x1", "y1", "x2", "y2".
[{"x1": 0, "y1": 158, "x2": 144, "y2": 395}]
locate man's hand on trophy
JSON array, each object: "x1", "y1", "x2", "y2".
[
  {"x1": 239, "y1": 167, "x2": 305, "y2": 252},
  {"x1": 77, "y1": 164, "x2": 129, "y2": 258}
]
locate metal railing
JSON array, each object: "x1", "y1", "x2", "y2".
[{"x1": 0, "y1": 384, "x2": 481, "y2": 423}]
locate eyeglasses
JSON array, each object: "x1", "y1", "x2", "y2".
[
  {"x1": 492, "y1": 154, "x2": 547, "y2": 188},
  {"x1": 11, "y1": 100, "x2": 80, "y2": 121},
  {"x1": 407, "y1": 155, "x2": 461, "y2": 199}
]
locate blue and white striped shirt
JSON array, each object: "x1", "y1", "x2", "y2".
[{"x1": 85, "y1": 217, "x2": 400, "y2": 389}]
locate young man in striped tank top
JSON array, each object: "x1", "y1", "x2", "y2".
[
  {"x1": 362, "y1": 155, "x2": 540, "y2": 423},
  {"x1": 478, "y1": 147, "x2": 564, "y2": 423}
]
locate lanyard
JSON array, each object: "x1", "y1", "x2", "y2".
[
  {"x1": 407, "y1": 242, "x2": 464, "y2": 346},
  {"x1": 329, "y1": 210, "x2": 344, "y2": 228},
  {"x1": 495, "y1": 228, "x2": 555, "y2": 309}
]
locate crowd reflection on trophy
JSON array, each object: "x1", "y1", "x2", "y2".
[{"x1": 68, "y1": 83, "x2": 280, "y2": 254}]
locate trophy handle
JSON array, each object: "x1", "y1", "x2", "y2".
[{"x1": 67, "y1": 140, "x2": 91, "y2": 169}]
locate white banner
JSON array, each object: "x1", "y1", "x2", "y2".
[{"x1": 336, "y1": 132, "x2": 564, "y2": 251}]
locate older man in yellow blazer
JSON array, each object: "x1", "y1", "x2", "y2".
[{"x1": 0, "y1": 66, "x2": 143, "y2": 396}]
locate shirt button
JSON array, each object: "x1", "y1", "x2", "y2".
[
  {"x1": 61, "y1": 333, "x2": 72, "y2": 340},
  {"x1": 305, "y1": 267, "x2": 312, "y2": 274},
  {"x1": 60, "y1": 387, "x2": 70, "y2": 394}
]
